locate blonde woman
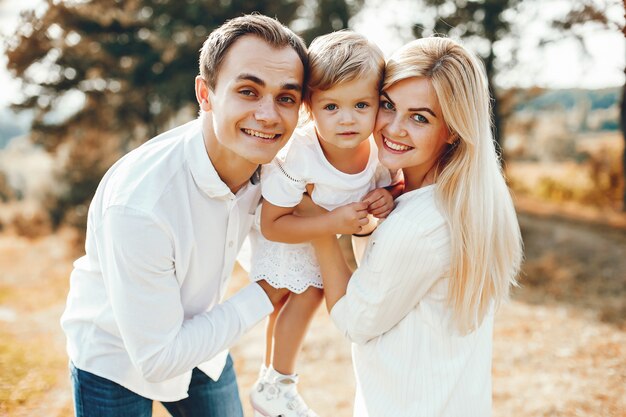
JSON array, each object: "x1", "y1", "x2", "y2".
[{"x1": 311, "y1": 36, "x2": 523, "y2": 417}]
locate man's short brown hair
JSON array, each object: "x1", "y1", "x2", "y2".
[{"x1": 199, "y1": 14, "x2": 308, "y2": 90}]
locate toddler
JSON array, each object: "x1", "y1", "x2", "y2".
[{"x1": 248, "y1": 31, "x2": 399, "y2": 417}]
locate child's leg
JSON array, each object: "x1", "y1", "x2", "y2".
[
  {"x1": 272, "y1": 286, "x2": 324, "y2": 375},
  {"x1": 264, "y1": 293, "x2": 288, "y2": 367}
]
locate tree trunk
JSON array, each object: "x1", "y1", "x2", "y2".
[
  {"x1": 485, "y1": 50, "x2": 503, "y2": 159},
  {"x1": 619, "y1": 79, "x2": 626, "y2": 212}
]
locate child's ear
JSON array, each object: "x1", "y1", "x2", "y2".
[{"x1": 195, "y1": 76, "x2": 212, "y2": 112}]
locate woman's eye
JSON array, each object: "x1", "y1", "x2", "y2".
[
  {"x1": 324, "y1": 104, "x2": 338, "y2": 111},
  {"x1": 355, "y1": 102, "x2": 369, "y2": 109},
  {"x1": 380, "y1": 100, "x2": 394, "y2": 111},
  {"x1": 411, "y1": 114, "x2": 428, "y2": 123}
]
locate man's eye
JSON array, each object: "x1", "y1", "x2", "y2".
[
  {"x1": 239, "y1": 89, "x2": 256, "y2": 97},
  {"x1": 278, "y1": 96, "x2": 296, "y2": 104}
]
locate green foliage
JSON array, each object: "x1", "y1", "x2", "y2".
[
  {"x1": 5, "y1": 0, "x2": 359, "y2": 229},
  {"x1": 408, "y1": 0, "x2": 525, "y2": 148}
]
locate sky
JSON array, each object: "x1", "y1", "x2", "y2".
[{"x1": 0, "y1": 0, "x2": 624, "y2": 108}]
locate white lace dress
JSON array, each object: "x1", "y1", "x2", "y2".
[{"x1": 249, "y1": 123, "x2": 394, "y2": 293}]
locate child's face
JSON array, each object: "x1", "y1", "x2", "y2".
[{"x1": 309, "y1": 73, "x2": 380, "y2": 149}]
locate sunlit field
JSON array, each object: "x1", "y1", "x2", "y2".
[{"x1": 1, "y1": 200, "x2": 625, "y2": 416}]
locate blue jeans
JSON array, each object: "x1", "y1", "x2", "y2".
[{"x1": 70, "y1": 355, "x2": 244, "y2": 417}]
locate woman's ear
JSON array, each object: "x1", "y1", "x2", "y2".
[
  {"x1": 195, "y1": 76, "x2": 212, "y2": 112},
  {"x1": 447, "y1": 132, "x2": 459, "y2": 145}
]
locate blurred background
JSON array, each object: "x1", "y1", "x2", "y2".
[{"x1": 0, "y1": 0, "x2": 624, "y2": 416}]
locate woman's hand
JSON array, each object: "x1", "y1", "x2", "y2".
[{"x1": 362, "y1": 188, "x2": 394, "y2": 218}]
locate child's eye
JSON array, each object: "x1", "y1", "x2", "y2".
[
  {"x1": 380, "y1": 100, "x2": 394, "y2": 111},
  {"x1": 411, "y1": 114, "x2": 428, "y2": 123},
  {"x1": 355, "y1": 102, "x2": 369, "y2": 109},
  {"x1": 324, "y1": 104, "x2": 338, "y2": 111}
]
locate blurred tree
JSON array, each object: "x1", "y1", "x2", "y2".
[
  {"x1": 300, "y1": 0, "x2": 363, "y2": 41},
  {"x1": 408, "y1": 0, "x2": 526, "y2": 154},
  {"x1": 5, "y1": 0, "x2": 360, "y2": 229},
  {"x1": 551, "y1": 0, "x2": 625, "y2": 210}
]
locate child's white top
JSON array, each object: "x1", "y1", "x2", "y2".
[
  {"x1": 261, "y1": 123, "x2": 393, "y2": 210},
  {"x1": 248, "y1": 122, "x2": 395, "y2": 293}
]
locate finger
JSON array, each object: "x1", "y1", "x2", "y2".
[
  {"x1": 369, "y1": 206, "x2": 389, "y2": 216},
  {"x1": 362, "y1": 189, "x2": 380, "y2": 199},
  {"x1": 361, "y1": 192, "x2": 382, "y2": 205},
  {"x1": 373, "y1": 208, "x2": 392, "y2": 219},
  {"x1": 367, "y1": 198, "x2": 387, "y2": 211},
  {"x1": 353, "y1": 201, "x2": 370, "y2": 211},
  {"x1": 358, "y1": 217, "x2": 369, "y2": 225}
]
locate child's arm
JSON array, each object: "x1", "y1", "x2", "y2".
[{"x1": 261, "y1": 199, "x2": 369, "y2": 244}]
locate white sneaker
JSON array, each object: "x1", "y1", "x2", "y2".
[
  {"x1": 251, "y1": 364, "x2": 269, "y2": 394},
  {"x1": 250, "y1": 368, "x2": 319, "y2": 417}
]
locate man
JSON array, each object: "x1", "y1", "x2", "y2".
[{"x1": 60, "y1": 14, "x2": 307, "y2": 416}]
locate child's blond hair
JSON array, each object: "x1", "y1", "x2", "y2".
[{"x1": 303, "y1": 31, "x2": 384, "y2": 114}]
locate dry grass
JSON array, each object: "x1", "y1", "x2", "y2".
[
  {"x1": 1, "y1": 208, "x2": 625, "y2": 416},
  {"x1": 506, "y1": 132, "x2": 624, "y2": 211}
]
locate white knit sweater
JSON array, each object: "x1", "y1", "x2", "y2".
[{"x1": 331, "y1": 185, "x2": 494, "y2": 417}]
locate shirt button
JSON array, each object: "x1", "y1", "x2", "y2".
[{"x1": 228, "y1": 241, "x2": 234, "y2": 248}]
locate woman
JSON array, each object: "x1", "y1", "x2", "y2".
[{"x1": 312, "y1": 37, "x2": 523, "y2": 417}]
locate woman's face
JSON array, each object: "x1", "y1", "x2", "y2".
[{"x1": 374, "y1": 76, "x2": 451, "y2": 189}]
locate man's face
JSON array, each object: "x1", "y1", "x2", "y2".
[{"x1": 201, "y1": 35, "x2": 304, "y2": 166}]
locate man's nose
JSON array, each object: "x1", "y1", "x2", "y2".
[{"x1": 255, "y1": 96, "x2": 280, "y2": 124}]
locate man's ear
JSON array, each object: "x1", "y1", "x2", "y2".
[{"x1": 195, "y1": 76, "x2": 212, "y2": 112}]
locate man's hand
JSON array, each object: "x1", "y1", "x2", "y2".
[
  {"x1": 362, "y1": 188, "x2": 394, "y2": 218},
  {"x1": 327, "y1": 202, "x2": 369, "y2": 235}
]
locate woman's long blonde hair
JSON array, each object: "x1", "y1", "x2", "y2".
[{"x1": 384, "y1": 37, "x2": 523, "y2": 333}]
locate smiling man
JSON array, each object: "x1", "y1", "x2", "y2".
[{"x1": 60, "y1": 15, "x2": 307, "y2": 417}]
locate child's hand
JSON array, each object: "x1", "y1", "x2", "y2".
[
  {"x1": 362, "y1": 188, "x2": 394, "y2": 218},
  {"x1": 328, "y1": 202, "x2": 370, "y2": 235}
]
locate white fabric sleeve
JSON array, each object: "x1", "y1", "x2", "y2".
[
  {"x1": 260, "y1": 144, "x2": 309, "y2": 208},
  {"x1": 374, "y1": 164, "x2": 403, "y2": 189},
  {"x1": 330, "y1": 217, "x2": 447, "y2": 345},
  {"x1": 373, "y1": 162, "x2": 393, "y2": 188},
  {"x1": 99, "y1": 205, "x2": 273, "y2": 382}
]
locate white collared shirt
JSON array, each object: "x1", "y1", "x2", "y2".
[
  {"x1": 60, "y1": 118, "x2": 273, "y2": 401},
  {"x1": 331, "y1": 185, "x2": 494, "y2": 417}
]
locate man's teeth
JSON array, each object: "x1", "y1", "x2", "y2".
[
  {"x1": 244, "y1": 129, "x2": 277, "y2": 139},
  {"x1": 384, "y1": 137, "x2": 412, "y2": 151}
]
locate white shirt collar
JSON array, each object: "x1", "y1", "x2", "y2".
[{"x1": 184, "y1": 121, "x2": 260, "y2": 199}]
